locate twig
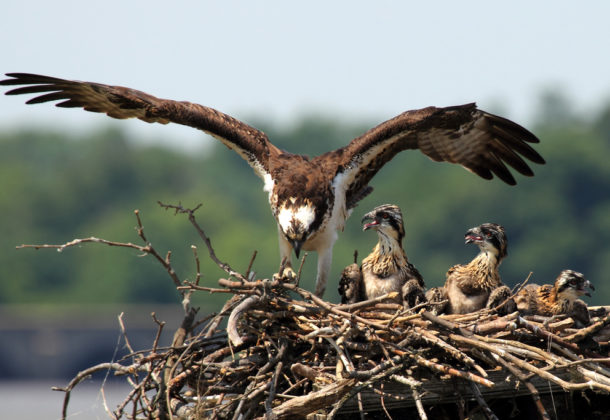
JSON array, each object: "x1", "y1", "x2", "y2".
[
  {"x1": 151, "y1": 312, "x2": 166, "y2": 353},
  {"x1": 158, "y1": 201, "x2": 247, "y2": 281},
  {"x1": 411, "y1": 387, "x2": 428, "y2": 420},
  {"x1": 265, "y1": 359, "x2": 284, "y2": 415},
  {"x1": 118, "y1": 312, "x2": 135, "y2": 356},
  {"x1": 179, "y1": 282, "x2": 259, "y2": 294},
  {"x1": 295, "y1": 252, "x2": 308, "y2": 287},
  {"x1": 564, "y1": 312, "x2": 610, "y2": 343},
  {"x1": 273, "y1": 378, "x2": 358, "y2": 419},
  {"x1": 336, "y1": 292, "x2": 400, "y2": 311},
  {"x1": 53, "y1": 362, "x2": 147, "y2": 420},
  {"x1": 191, "y1": 245, "x2": 202, "y2": 285},
  {"x1": 17, "y1": 236, "x2": 142, "y2": 252},
  {"x1": 18, "y1": 210, "x2": 186, "y2": 295},
  {"x1": 489, "y1": 351, "x2": 551, "y2": 420},
  {"x1": 515, "y1": 316, "x2": 583, "y2": 354},
  {"x1": 420, "y1": 310, "x2": 472, "y2": 336},
  {"x1": 452, "y1": 333, "x2": 610, "y2": 392},
  {"x1": 410, "y1": 353, "x2": 495, "y2": 388},
  {"x1": 414, "y1": 326, "x2": 487, "y2": 377},
  {"x1": 204, "y1": 294, "x2": 241, "y2": 339},
  {"x1": 227, "y1": 295, "x2": 261, "y2": 346},
  {"x1": 469, "y1": 382, "x2": 499, "y2": 420},
  {"x1": 283, "y1": 283, "x2": 403, "y2": 335},
  {"x1": 246, "y1": 250, "x2": 258, "y2": 280}
]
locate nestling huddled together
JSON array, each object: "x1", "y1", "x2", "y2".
[{"x1": 338, "y1": 203, "x2": 596, "y2": 325}]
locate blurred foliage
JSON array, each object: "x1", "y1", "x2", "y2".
[{"x1": 1, "y1": 94, "x2": 609, "y2": 312}]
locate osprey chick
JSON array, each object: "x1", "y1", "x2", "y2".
[
  {"x1": 338, "y1": 204, "x2": 424, "y2": 308},
  {"x1": 515, "y1": 269, "x2": 594, "y2": 326},
  {"x1": 1, "y1": 73, "x2": 544, "y2": 297},
  {"x1": 426, "y1": 223, "x2": 515, "y2": 314}
]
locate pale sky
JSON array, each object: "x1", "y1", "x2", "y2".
[{"x1": 2, "y1": 1, "x2": 610, "y2": 150}]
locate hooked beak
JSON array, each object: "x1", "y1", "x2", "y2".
[
  {"x1": 584, "y1": 280, "x2": 595, "y2": 297},
  {"x1": 291, "y1": 239, "x2": 303, "y2": 259},
  {"x1": 361, "y1": 212, "x2": 378, "y2": 231},
  {"x1": 464, "y1": 229, "x2": 482, "y2": 244}
]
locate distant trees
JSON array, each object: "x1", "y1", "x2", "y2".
[{"x1": 1, "y1": 96, "x2": 609, "y2": 310}]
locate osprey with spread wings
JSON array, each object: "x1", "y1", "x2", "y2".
[{"x1": 1, "y1": 73, "x2": 544, "y2": 297}]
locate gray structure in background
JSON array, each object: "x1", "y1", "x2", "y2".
[{"x1": 0, "y1": 304, "x2": 184, "y2": 379}]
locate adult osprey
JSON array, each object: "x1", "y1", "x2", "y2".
[{"x1": 1, "y1": 73, "x2": 545, "y2": 297}]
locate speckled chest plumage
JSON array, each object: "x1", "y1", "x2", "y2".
[{"x1": 445, "y1": 252, "x2": 502, "y2": 314}]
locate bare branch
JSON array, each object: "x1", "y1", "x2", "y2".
[{"x1": 158, "y1": 201, "x2": 247, "y2": 281}]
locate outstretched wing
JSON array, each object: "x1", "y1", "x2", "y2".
[
  {"x1": 331, "y1": 103, "x2": 544, "y2": 207},
  {"x1": 1, "y1": 73, "x2": 279, "y2": 179}
]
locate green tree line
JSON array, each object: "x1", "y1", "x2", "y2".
[{"x1": 1, "y1": 94, "x2": 609, "y2": 310}]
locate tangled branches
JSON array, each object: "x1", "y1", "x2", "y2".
[{"x1": 19, "y1": 204, "x2": 610, "y2": 419}]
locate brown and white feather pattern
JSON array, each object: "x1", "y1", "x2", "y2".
[
  {"x1": 359, "y1": 204, "x2": 424, "y2": 305},
  {"x1": 444, "y1": 254, "x2": 503, "y2": 314},
  {"x1": 1, "y1": 73, "x2": 544, "y2": 298},
  {"x1": 515, "y1": 270, "x2": 594, "y2": 318},
  {"x1": 361, "y1": 246, "x2": 414, "y2": 301},
  {"x1": 443, "y1": 223, "x2": 508, "y2": 314}
]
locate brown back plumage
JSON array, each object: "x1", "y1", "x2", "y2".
[{"x1": 515, "y1": 270, "x2": 594, "y2": 317}]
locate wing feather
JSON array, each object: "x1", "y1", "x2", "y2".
[
  {"x1": 1, "y1": 73, "x2": 278, "y2": 178},
  {"x1": 488, "y1": 138, "x2": 534, "y2": 176},
  {"x1": 26, "y1": 91, "x2": 74, "y2": 104},
  {"x1": 489, "y1": 122, "x2": 544, "y2": 164},
  {"x1": 330, "y1": 103, "x2": 543, "y2": 207}
]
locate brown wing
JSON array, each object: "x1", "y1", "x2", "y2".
[
  {"x1": 404, "y1": 261, "x2": 425, "y2": 288},
  {"x1": 1, "y1": 73, "x2": 279, "y2": 179},
  {"x1": 515, "y1": 284, "x2": 540, "y2": 314},
  {"x1": 338, "y1": 263, "x2": 362, "y2": 304},
  {"x1": 569, "y1": 300, "x2": 591, "y2": 326},
  {"x1": 329, "y1": 103, "x2": 544, "y2": 208}
]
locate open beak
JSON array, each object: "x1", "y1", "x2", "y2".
[
  {"x1": 464, "y1": 229, "x2": 482, "y2": 244},
  {"x1": 361, "y1": 213, "x2": 379, "y2": 231}
]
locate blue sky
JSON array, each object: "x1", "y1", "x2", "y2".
[{"x1": 2, "y1": 1, "x2": 609, "y2": 150}]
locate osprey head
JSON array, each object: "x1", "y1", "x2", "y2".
[
  {"x1": 555, "y1": 269, "x2": 594, "y2": 299},
  {"x1": 464, "y1": 223, "x2": 507, "y2": 260},
  {"x1": 362, "y1": 204, "x2": 405, "y2": 242},
  {"x1": 277, "y1": 199, "x2": 317, "y2": 258}
]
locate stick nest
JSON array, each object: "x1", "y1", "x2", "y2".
[
  {"x1": 60, "y1": 278, "x2": 609, "y2": 420},
  {"x1": 37, "y1": 205, "x2": 608, "y2": 420}
]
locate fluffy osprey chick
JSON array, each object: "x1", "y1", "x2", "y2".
[
  {"x1": 426, "y1": 223, "x2": 515, "y2": 314},
  {"x1": 338, "y1": 204, "x2": 424, "y2": 308},
  {"x1": 1, "y1": 73, "x2": 545, "y2": 298},
  {"x1": 515, "y1": 269, "x2": 594, "y2": 326}
]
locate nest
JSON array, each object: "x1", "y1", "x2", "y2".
[
  {"x1": 55, "y1": 275, "x2": 609, "y2": 420},
  {"x1": 31, "y1": 205, "x2": 608, "y2": 420}
]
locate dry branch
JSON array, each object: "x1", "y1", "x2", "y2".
[{"x1": 19, "y1": 204, "x2": 609, "y2": 419}]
